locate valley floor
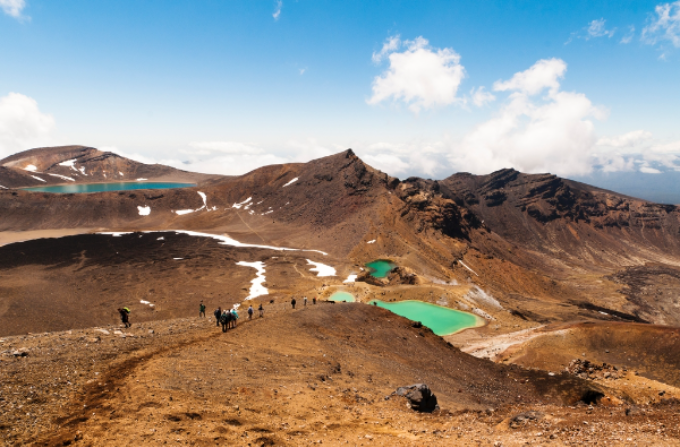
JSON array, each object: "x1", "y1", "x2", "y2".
[{"x1": 2, "y1": 302, "x2": 680, "y2": 446}]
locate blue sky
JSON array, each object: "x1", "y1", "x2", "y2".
[{"x1": 1, "y1": 0, "x2": 680, "y2": 197}]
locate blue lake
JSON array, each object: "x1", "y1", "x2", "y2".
[
  {"x1": 366, "y1": 260, "x2": 396, "y2": 278},
  {"x1": 22, "y1": 182, "x2": 196, "y2": 194},
  {"x1": 369, "y1": 300, "x2": 481, "y2": 335},
  {"x1": 328, "y1": 291, "x2": 356, "y2": 302}
]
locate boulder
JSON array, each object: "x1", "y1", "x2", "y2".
[{"x1": 389, "y1": 383, "x2": 438, "y2": 413}]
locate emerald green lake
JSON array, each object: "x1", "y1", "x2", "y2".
[
  {"x1": 329, "y1": 291, "x2": 355, "y2": 302},
  {"x1": 369, "y1": 300, "x2": 480, "y2": 335},
  {"x1": 366, "y1": 260, "x2": 395, "y2": 278},
  {"x1": 21, "y1": 182, "x2": 196, "y2": 194}
]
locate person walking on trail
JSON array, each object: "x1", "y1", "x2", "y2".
[
  {"x1": 313, "y1": 297, "x2": 317, "y2": 305},
  {"x1": 304, "y1": 296, "x2": 308, "y2": 307},
  {"x1": 221, "y1": 310, "x2": 232, "y2": 332},
  {"x1": 214, "y1": 307, "x2": 222, "y2": 327},
  {"x1": 247, "y1": 305, "x2": 254, "y2": 320},
  {"x1": 291, "y1": 297, "x2": 296, "y2": 309},
  {"x1": 258, "y1": 303, "x2": 264, "y2": 318},
  {"x1": 231, "y1": 308, "x2": 240, "y2": 328},
  {"x1": 118, "y1": 308, "x2": 131, "y2": 328},
  {"x1": 199, "y1": 301, "x2": 206, "y2": 318}
]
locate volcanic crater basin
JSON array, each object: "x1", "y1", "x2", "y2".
[{"x1": 366, "y1": 259, "x2": 396, "y2": 278}]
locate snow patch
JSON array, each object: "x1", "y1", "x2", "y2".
[
  {"x1": 78, "y1": 166, "x2": 87, "y2": 176},
  {"x1": 156, "y1": 237, "x2": 164, "y2": 241},
  {"x1": 0, "y1": 184, "x2": 7, "y2": 189},
  {"x1": 197, "y1": 191, "x2": 208, "y2": 210},
  {"x1": 100, "y1": 232, "x2": 132, "y2": 237},
  {"x1": 175, "y1": 209, "x2": 194, "y2": 215},
  {"x1": 282, "y1": 177, "x2": 298, "y2": 187},
  {"x1": 140, "y1": 300, "x2": 155, "y2": 307},
  {"x1": 343, "y1": 274, "x2": 357, "y2": 283},
  {"x1": 31, "y1": 175, "x2": 46, "y2": 182},
  {"x1": 23, "y1": 164, "x2": 37, "y2": 172},
  {"x1": 136, "y1": 178, "x2": 147, "y2": 181},
  {"x1": 306, "y1": 259, "x2": 336, "y2": 277},
  {"x1": 173, "y1": 258, "x2": 184, "y2": 260},
  {"x1": 237, "y1": 261, "x2": 268, "y2": 300},
  {"x1": 458, "y1": 260, "x2": 478, "y2": 276},
  {"x1": 367, "y1": 239, "x2": 376, "y2": 244},
  {"x1": 173, "y1": 230, "x2": 328, "y2": 255},
  {"x1": 47, "y1": 173, "x2": 75, "y2": 182},
  {"x1": 137, "y1": 206, "x2": 151, "y2": 216},
  {"x1": 174, "y1": 192, "x2": 209, "y2": 215},
  {"x1": 119, "y1": 171, "x2": 124, "y2": 176},
  {"x1": 232, "y1": 197, "x2": 252, "y2": 209}
]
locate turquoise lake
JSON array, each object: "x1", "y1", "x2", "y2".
[
  {"x1": 21, "y1": 182, "x2": 196, "y2": 194},
  {"x1": 328, "y1": 291, "x2": 356, "y2": 302},
  {"x1": 366, "y1": 260, "x2": 395, "y2": 278},
  {"x1": 369, "y1": 300, "x2": 480, "y2": 335}
]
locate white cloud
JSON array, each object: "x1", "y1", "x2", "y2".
[
  {"x1": 449, "y1": 59, "x2": 607, "y2": 177},
  {"x1": 642, "y1": 1, "x2": 680, "y2": 47},
  {"x1": 299, "y1": 67, "x2": 306, "y2": 75},
  {"x1": 620, "y1": 25, "x2": 636, "y2": 44},
  {"x1": 0, "y1": 0, "x2": 25, "y2": 19},
  {"x1": 597, "y1": 130, "x2": 653, "y2": 149},
  {"x1": 586, "y1": 18, "x2": 617, "y2": 39},
  {"x1": 367, "y1": 36, "x2": 466, "y2": 113},
  {"x1": 493, "y1": 58, "x2": 566, "y2": 95},
  {"x1": 188, "y1": 141, "x2": 264, "y2": 155},
  {"x1": 372, "y1": 35, "x2": 401, "y2": 63},
  {"x1": 272, "y1": 0, "x2": 282, "y2": 21},
  {"x1": 640, "y1": 165, "x2": 663, "y2": 174},
  {"x1": 470, "y1": 86, "x2": 496, "y2": 107},
  {"x1": 0, "y1": 92, "x2": 55, "y2": 159}
]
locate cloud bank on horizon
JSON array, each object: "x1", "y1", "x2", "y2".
[{"x1": 1, "y1": 1, "x2": 680, "y2": 181}]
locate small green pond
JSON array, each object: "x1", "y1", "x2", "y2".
[
  {"x1": 328, "y1": 291, "x2": 356, "y2": 302},
  {"x1": 366, "y1": 260, "x2": 395, "y2": 278},
  {"x1": 22, "y1": 182, "x2": 196, "y2": 194},
  {"x1": 369, "y1": 300, "x2": 480, "y2": 336}
]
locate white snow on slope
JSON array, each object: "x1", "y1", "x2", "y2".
[
  {"x1": 23, "y1": 164, "x2": 37, "y2": 172},
  {"x1": 157, "y1": 237, "x2": 164, "y2": 241},
  {"x1": 78, "y1": 166, "x2": 87, "y2": 176},
  {"x1": 367, "y1": 239, "x2": 376, "y2": 244},
  {"x1": 459, "y1": 260, "x2": 479, "y2": 276},
  {"x1": 173, "y1": 230, "x2": 328, "y2": 255},
  {"x1": 0, "y1": 184, "x2": 7, "y2": 189},
  {"x1": 282, "y1": 177, "x2": 298, "y2": 187},
  {"x1": 136, "y1": 178, "x2": 147, "y2": 181},
  {"x1": 306, "y1": 259, "x2": 336, "y2": 277},
  {"x1": 100, "y1": 232, "x2": 132, "y2": 237},
  {"x1": 138, "y1": 206, "x2": 151, "y2": 216},
  {"x1": 237, "y1": 261, "x2": 268, "y2": 300},
  {"x1": 140, "y1": 300, "x2": 155, "y2": 307},
  {"x1": 97, "y1": 230, "x2": 328, "y2": 255},
  {"x1": 119, "y1": 171, "x2": 124, "y2": 176},
  {"x1": 31, "y1": 175, "x2": 46, "y2": 182},
  {"x1": 47, "y1": 173, "x2": 75, "y2": 182},
  {"x1": 197, "y1": 191, "x2": 208, "y2": 210},
  {"x1": 232, "y1": 197, "x2": 252, "y2": 209},
  {"x1": 175, "y1": 209, "x2": 194, "y2": 215},
  {"x1": 343, "y1": 274, "x2": 358, "y2": 283}
]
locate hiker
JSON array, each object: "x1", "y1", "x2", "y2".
[
  {"x1": 118, "y1": 307, "x2": 131, "y2": 328},
  {"x1": 214, "y1": 307, "x2": 222, "y2": 326},
  {"x1": 304, "y1": 296, "x2": 308, "y2": 307},
  {"x1": 313, "y1": 297, "x2": 317, "y2": 305},
  {"x1": 258, "y1": 303, "x2": 264, "y2": 318},
  {"x1": 199, "y1": 301, "x2": 206, "y2": 318},
  {"x1": 231, "y1": 308, "x2": 239, "y2": 328},
  {"x1": 221, "y1": 310, "x2": 232, "y2": 332},
  {"x1": 247, "y1": 305, "x2": 254, "y2": 320},
  {"x1": 291, "y1": 297, "x2": 296, "y2": 309}
]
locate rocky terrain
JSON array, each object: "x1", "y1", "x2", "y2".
[{"x1": 3, "y1": 145, "x2": 680, "y2": 445}]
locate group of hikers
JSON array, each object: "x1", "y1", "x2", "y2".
[{"x1": 117, "y1": 295, "x2": 320, "y2": 330}]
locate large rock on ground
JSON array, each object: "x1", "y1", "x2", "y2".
[{"x1": 391, "y1": 383, "x2": 438, "y2": 413}]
